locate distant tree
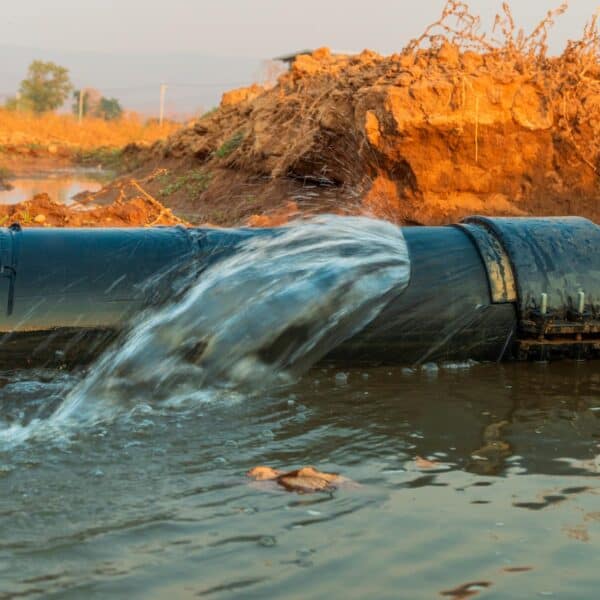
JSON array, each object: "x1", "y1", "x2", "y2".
[
  {"x1": 72, "y1": 90, "x2": 122, "y2": 121},
  {"x1": 72, "y1": 88, "x2": 102, "y2": 117},
  {"x1": 97, "y1": 97, "x2": 123, "y2": 121},
  {"x1": 3, "y1": 97, "x2": 17, "y2": 110},
  {"x1": 19, "y1": 60, "x2": 72, "y2": 113},
  {"x1": 3, "y1": 94, "x2": 34, "y2": 112}
]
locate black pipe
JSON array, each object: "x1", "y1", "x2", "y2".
[
  {"x1": 0, "y1": 225, "x2": 281, "y2": 367},
  {"x1": 0, "y1": 217, "x2": 598, "y2": 369},
  {"x1": 328, "y1": 226, "x2": 518, "y2": 365}
]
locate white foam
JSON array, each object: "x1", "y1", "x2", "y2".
[{"x1": 1, "y1": 215, "x2": 410, "y2": 444}]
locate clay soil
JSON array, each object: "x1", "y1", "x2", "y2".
[
  {"x1": 83, "y1": 1, "x2": 600, "y2": 228},
  {"x1": 0, "y1": 192, "x2": 184, "y2": 228}
]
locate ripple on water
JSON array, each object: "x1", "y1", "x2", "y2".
[{"x1": 0, "y1": 232, "x2": 599, "y2": 597}]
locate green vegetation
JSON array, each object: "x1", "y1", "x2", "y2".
[
  {"x1": 98, "y1": 97, "x2": 123, "y2": 121},
  {"x1": 26, "y1": 142, "x2": 45, "y2": 153},
  {"x1": 17, "y1": 60, "x2": 72, "y2": 113},
  {"x1": 0, "y1": 166, "x2": 14, "y2": 180},
  {"x1": 72, "y1": 89, "x2": 92, "y2": 117},
  {"x1": 13, "y1": 208, "x2": 32, "y2": 225},
  {"x1": 3, "y1": 95, "x2": 34, "y2": 111},
  {"x1": 73, "y1": 90, "x2": 123, "y2": 121},
  {"x1": 5, "y1": 62, "x2": 122, "y2": 120},
  {"x1": 73, "y1": 147, "x2": 124, "y2": 170},
  {"x1": 200, "y1": 107, "x2": 218, "y2": 119},
  {"x1": 215, "y1": 131, "x2": 244, "y2": 158},
  {"x1": 158, "y1": 169, "x2": 212, "y2": 197}
]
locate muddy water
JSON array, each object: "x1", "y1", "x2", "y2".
[
  {"x1": 0, "y1": 167, "x2": 112, "y2": 205},
  {"x1": 1, "y1": 216, "x2": 599, "y2": 599},
  {"x1": 0, "y1": 363, "x2": 598, "y2": 599}
]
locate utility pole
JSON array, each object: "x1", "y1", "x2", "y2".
[
  {"x1": 159, "y1": 84, "x2": 167, "y2": 127},
  {"x1": 78, "y1": 88, "x2": 86, "y2": 125},
  {"x1": 15, "y1": 92, "x2": 21, "y2": 112}
]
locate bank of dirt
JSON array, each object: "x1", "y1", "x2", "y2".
[
  {"x1": 86, "y1": 2, "x2": 599, "y2": 227},
  {"x1": 0, "y1": 192, "x2": 184, "y2": 228}
]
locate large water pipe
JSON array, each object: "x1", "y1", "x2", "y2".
[{"x1": 0, "y1": 217, "x2": 598, "y2": 368}]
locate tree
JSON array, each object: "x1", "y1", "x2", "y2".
[
  {"x1": 72, "y1": 90, "x2": 123, "y2": 121},
  {"x1": 19, "y1": 60, "x2": 72, "y2": 113},
  {"x1": 97, "y1": 97, "x2": 123, "y2": 121},
  {"x1": 3, "y1": 94, "x2": 34, "y2": 112}
]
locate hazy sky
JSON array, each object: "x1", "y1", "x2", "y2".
[
  {"x1": 1, "y1": 1, "x2": 597, "y2": 114},
  {"x1": 3, "y1": 0, "x2": 598, "y2": 56}
]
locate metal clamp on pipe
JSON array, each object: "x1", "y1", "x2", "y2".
[{"x1": 460, "y1": 217, "x2": 600, "y2": 360}]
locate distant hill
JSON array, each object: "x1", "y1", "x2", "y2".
[{"x1": 0, "y1": 45, "x2": 262, "y2": 118}]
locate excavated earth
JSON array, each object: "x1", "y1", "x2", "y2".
[
  {"x1": 0, "y1": 193, "x2": 184, "y2": 228},
  {"x1": 77, "y1": 40, "x2": 600, "y2": 226}
]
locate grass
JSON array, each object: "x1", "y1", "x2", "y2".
[
  {"x1": 13, "y1": 209, "x2": 32, "y2": 225},
  {"x1": 200, "y1": 107, "x2": 219, "y2": 119},
  {"x1": 0, "y1": 166, "x2": 14, "y2": 179},
  {"x1": 26, "y1": 142, "x2": 45, "y2": 153},
  {"x1": 158, "y1": 169, "x2": 212, "y2": 198},
  {"x1": 0, "y1": 109, "x2": 180, "y2": 152},
  {"x1": 72, "y1": 147, "x2": 125, "y2": 170},
  {"x1": 214, "y1": 131, "x2": 244, "y2": 158}
]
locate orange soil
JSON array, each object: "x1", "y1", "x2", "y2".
[
  {"x1": 0, "y1": 111, "x2": 184, "y2": 228},
  {"x1": 247, "y1": 465, "x2": 344, "y2": 493},
  {"x1": 0, "y1": 192, "x2": 184, "y2": 228},
  {"x1": 98, "y1": 2, "x2": 600, "y2": 227}
]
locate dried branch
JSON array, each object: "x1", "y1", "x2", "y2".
[
  {"x1": 563, "y1": 11, "x2": 600, "y2": 73},
  {"x1": 407, "y1": 0, "x2": 568, "y2": 58},
  {"x1": 521, "y1": 2, "x2": 568, "y2": 58},
  {"x1": 406, "y1": 0, "x2": 495, "y2": 53}
]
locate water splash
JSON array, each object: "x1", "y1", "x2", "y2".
[{"x1": 0, "y1": 215, "x2": 410, "y2": 442}]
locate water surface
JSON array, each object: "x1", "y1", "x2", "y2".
[
  {"x1": 1, "y1": 362, "x2": 599, "y2": 599},
  {"x1": 0, "y1": 216, "x2": 598, "y2": 599},
  {"x1": 0, "y1": 167, "x2": 112, "y2": 205}
]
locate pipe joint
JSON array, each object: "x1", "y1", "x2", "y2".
[{"x1": 461, "y1": 216, "x2": 600, "y2": 360}]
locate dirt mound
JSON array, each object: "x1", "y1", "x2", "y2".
[
  {"x1": 0, "y1": 192, "x2": 185, "y2": 228},
  {"x1": 111, "y1": 2, "x2": 600, "y2": 226}
]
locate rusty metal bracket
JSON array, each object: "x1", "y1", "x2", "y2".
[
  {"x1": 455, "y1": 223, "x2": 517, "y2": 304},
  {"x1": 461, "y1": 216, "x2": 600, "y2": 322}
]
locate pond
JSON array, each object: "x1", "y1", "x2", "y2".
[
  {"x1": 0, "y1": 167, "x2": 112, "y2": 205},
  {"x1": 1, "y1": 361, "x2": 598, "y2": 599},
  {"x1": 0, "y1": 213, "x2": 598, "y2": 600}
]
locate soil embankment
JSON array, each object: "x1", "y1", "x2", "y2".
[
  {"x1": 0, "y1": 192, "x2": 184, "y2": 227},
  {"x1": 92, "y1": 2, "x2": 600, "y2": 227},
  {"x1": 0, "y1": 111, "x2": 182, "y2": 228}
]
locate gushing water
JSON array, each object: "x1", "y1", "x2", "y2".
[{"x1": 0, "y1": 216, "x2": 410, "y2": 443}]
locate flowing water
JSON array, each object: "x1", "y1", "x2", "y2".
[{"x1": 0, "y1": 217, "x2": 599, "y2": 599}]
